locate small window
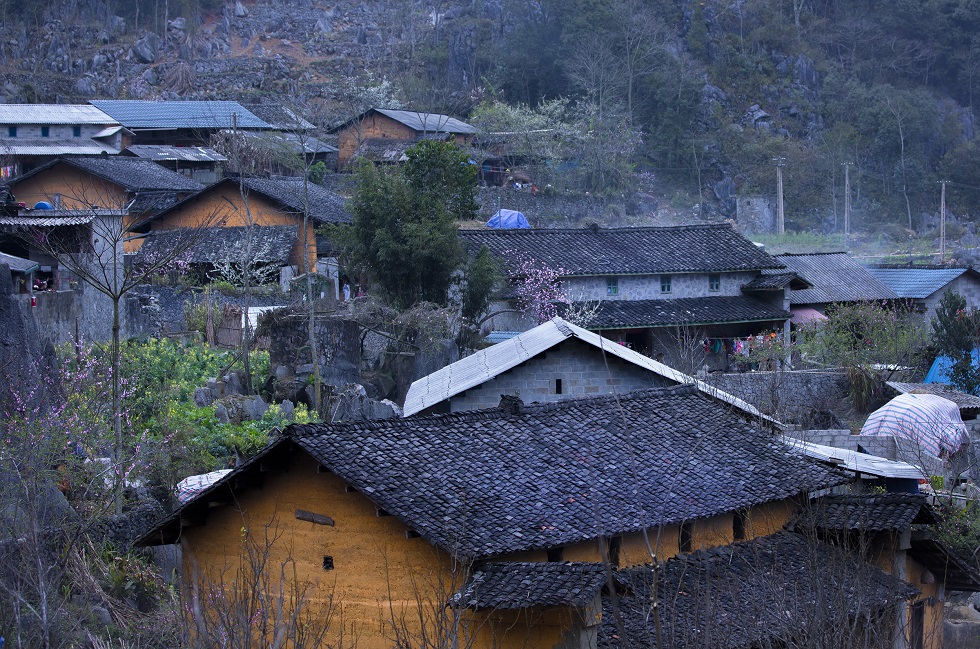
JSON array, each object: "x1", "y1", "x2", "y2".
[
  {"x1": 41, "y1": 126, "x2": 50, "y2": 137},
  {"x1": 679, "y1": 522, "x2": 694, "y2": 552},
  {"x1": 7, "y1": 126, "x2": 16, "y2": 137},
  {"x1": 73, "y1": 126, "x2": 81, "y2": 137},
  {"x1": 606, "y1": 277, "x2": 619, "y2": 296},
  {"x1": 709, "y1": 274, "x2": 721, "y2": 292},
  {"x1": 547, "y1": 547, "x2": 564, "y2": 562},
  {"x1": 555, "y1": 378, "x2": 563, "y2": 395},
  {"x1": 322, "y1": 556, "x2": 334, "y2": 570},
  {"x1": 660, "y1": 275, "x2": 672, "y2": 293},
  {"x1": 733, "y1": 510, "x2": 747, "y2": 541},
  {"x1": 607, "y1": 536, "x2": 622, "y2": 567}
]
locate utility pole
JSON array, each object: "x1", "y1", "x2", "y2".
[
  {"x1": 939, "y1": 180, "x2": 949, "y2": 264},
  {"x1": 843, "y1": 162, "x2": 853, "y2": 245},
  {"x1": 773, "y1": 157, "x2": 786, "y2": 235}
]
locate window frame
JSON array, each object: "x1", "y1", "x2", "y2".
[
  {"x1": 606, "y1": 276, "x2": 619, "y2": 296},
  {"x1": 40, "y1": 126, "x2": 50, "y2": 138},
  {"x1": 7, "y1": 126, "x2": 16, "y2": 137},
  {"x1": 708, "y1": 273, "x2": 721, "y2": 292},
  {"x1": 660, "y1": 274, "x2": 672, "y2": 294}
]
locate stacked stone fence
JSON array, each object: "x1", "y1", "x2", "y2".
[{"x1": 704, "y1": 369, "x2": 849, "y2": 424}]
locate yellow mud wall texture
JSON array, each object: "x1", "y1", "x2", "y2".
[
  {"x1": 10, "y1": 164, "x2": 128, "y2": 211},
  {"x1": 337, "y1": 113, "x2": 416, "y2": 168},
  {"x1": 151, "y1": 184, "x2": 315, "y2": 270},
  {"x1": 179, "y1": 453, "x2": 568, "y2": 649},
  {"x1": 906, "y1": 556, "x2": 943, "y2": 649}
]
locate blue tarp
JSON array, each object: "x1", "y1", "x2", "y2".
[
  {"x1": 924, "y1": 349, "x2": 980, "y2": 385},
  {"x1": 486, "y1": 209, "x2": 530, "y2": 229}
]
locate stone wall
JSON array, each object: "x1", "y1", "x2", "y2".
[
  {"x1": 268, "y1": 310, "x2": 361, "y2": 389},
  {"x1": 566, "y1": 271, "x2": 758, "y2": 302},
  {"x1": 477, "y1": 187, "x2": 615, "y2": 227},
  {"x1": 704, "y1": 369, "x2": 849, "y2": 423},
  {"x1": 19, "y1": 281, "x2": 117, "y2": 346},
  {"x1": 445, "y1": 338, "x2": 672, "y2": 412},
  {"x1": 782, "y1": 429, "x2": 899, "y2": 459},
  {"x1": 736, "y1": 196, "x2": 775, "y2": 235}
]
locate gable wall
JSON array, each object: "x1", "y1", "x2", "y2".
[
  {"x1": 180, "y1": 452, "x2": 571, "y2": 649},
  {"x1": 337, "y1": 113, "x2": 417, "y2": 168},
  {"x1": 923, "y1": 274, "x2": 980, "y2": 320},
  {"x1": 11, "y1": 164, "x2": 127, "y2": 211},
  {"x1": 565, "y1": 271, "x2": 759, "y2": 302},
  {"x1": 151, "y1": 184, "x2": 315, "y2": 270},
  {"x1": 0, "y1": 124, "x2": 106, "y2": 139},
  {"x1": 445, "y1": 337, "x2": 673, "y2": 413}
]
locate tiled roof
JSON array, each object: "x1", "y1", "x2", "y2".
[
  {"x1": 17, "y1": 156, "x2": 205, "y2": 193},
  {"x1": 351, "y1": 138, "x2": 414, "y2": 163},
  {"x1": 909, "y1": 530, "x2": 980, "y2": 591},
  {"x1": 582, "y1": 296, "x2": 791, "y2": 329},
  {"x1": 138, "y1": 386, "x2": 846, "y2": 556},
  {"x1": 887, "y1": 381, "x2": 980, "y2": 412},
  {"x1": 801, "y1": 494, "x2": 938, "y2": 532},
  {"x1": 403, "y1": 317, "x2": 771, "y2": 422},
  {"x1": 459, "y1": 224, "x2": 785, "y2": 275},
  {"x1": 89, "y1": 100, "x2": 270, "y2": 130},
  {"x1": 0, "y1": 104, "x2": 117, "y2": 125},
  {"x1": 451, "y1": 562, "x2": 608, "y2": 610},
  {"x1": 374, "y1": 109, "x2": 476, "y2": 134},
  {"x1": 240, "y1": 176, "x2": 351, "y2": 225},
  {"x1": 599, "y1": 531, "x2": 918, "y2": 649},
  {"x1": 0, "y1": 139, "x2": 120, "y2": 156},
  {"x1": 125, "y1": 145, "x2": 227, "y2": 162},
  {"x1": 241, "y1": 104, "x2": 315, "y2": 130},
  {"x1": 774, "y1": 253, "x2": 897, "y2": 304},
  {"x1": 742, "y1": 272, "x2": 802, "y2": 290},
  {"x1": 240, "y1": 131, "x2": 338, "y2": 155},
  {"x1": 135, "y1": 225, "x2": 297, "y2": 266},
  {"x1": 867, "y1": 267, "x2": 973, "y2": 299},
  {"x1": 0, "y1": 252, "x2": 38, "y2": 274}
]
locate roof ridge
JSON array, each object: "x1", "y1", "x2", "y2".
[{"x1": 459, "y1": 223, "x2": 734, "y2": 234}]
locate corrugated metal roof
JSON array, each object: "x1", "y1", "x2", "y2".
[
  {"x1": 402, "y1": 316, "x2": 774, "y2": 423},
  {"x1": 89, "y1": 100, "x2": 271, "y2": 129},
  {"x1": 776, "y1": 253, "x2": 898, "y2": 304},
  {"x1": 866, "y1": 267, "x2": 970, "y2": 299},
  {"x1": 125, "y1": 145, "x2": 228, "y2": 162},
  {"x1": 782, "y1": 437, "x2": 925, "y2": 479},
  {"x1": 0, "y1": 139, "x2": 119, "y2": 155},
  {"x1": 0, "y1": 104, "x2": 117, "y2": 125},
  {"x1": 0, "y1": 251, "x2": 38, "y2": 273},
  {"x1": 374, "y1": 109, "x2": 476, "y2": 134}
]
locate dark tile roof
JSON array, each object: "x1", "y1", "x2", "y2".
[
  {"x1": 801, "y1": 493, "x2": 938, "y2": 532},
  {"x1": 135, "y1": 225, "x2": 297, "y2": 266},
  {"x1": 351, "y1": 138, "x2": 415, "y2": 163},
  {"x1": 459, "y1": 224, "x2": 785, "y2": 276},
  {"x1": 240, "y1": 176, "x2": 351, "y2": 225},
  {"x1": 241, "y1": 104, "x2": 315, "y2": 130},
  {"x1": 581, "y1": 296, "x2": 791, "y2": 329},
  {"x1": 909, "y1": 530, "x2": 980, "y2": 591},
  {"x1": 599, "y1": 531, "x2": 918, "y2": 649},
  {"x1": 90, "y1": 100, "x2": 270, "y2": 130},
  {"x1": 451, "y1": 562, "x2": 609, "y2": 610},
  {"x1": 774, "y1": 253, "x2": 898, "y2": 304},
  {"x1": 742, "y1": 272, "x2": 805, "y2": 290},
  {"x1": 138, "y1": 385, "x2": 847, "y2": 557},
  {"x1": 887, "y1": 381, "x2": 980, "y2": 413},
  {"x1": 64, "y1": 156, "x2": 205, "y2": 192}
]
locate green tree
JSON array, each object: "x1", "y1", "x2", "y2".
[
  {"x1": 342, "y1": 140, "x2": 478, "y2": 310},
  {"x1": 931, "y1": 290, "x2": 980, "y2": 395}
]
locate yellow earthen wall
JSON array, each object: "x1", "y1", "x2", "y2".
[
  {"x1": 179, "y1": 453, "x2": 569, "y2": 649},
  {"x1": 151, "y1": 183, "x2": 315, "y2": 271},
  {"x1": 10, "y1": 164, "x2": 128, "y2": 212},
  {"x1": 906, "y1": 556, "x2": 943, "y2": 649},
  {"x1": 337, "y1": 113, "x2": 416, "y2": 168}
]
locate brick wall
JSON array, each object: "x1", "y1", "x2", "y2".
[
  {"x1": 447, "y1": 337, "x2": 672, "y2": 412},
  {"x1": 783, "y1": 429, "x2": 899, "y2": 459}
]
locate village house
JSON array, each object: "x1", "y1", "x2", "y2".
[
  {"x1": 136, "y1": 384, "x2": 970, "y2": 649},
  {"x1": 330, "y1": 107, "x2": 476, "y2": 169},
  {"x1": 89, "y1": 99, "x2": 271, "y2": 147},
  {"x1": 771, "y1": 251, "x2": 899, "y2": 323},
  {"x1": 460, "y1": 223, "x2": 806, "y2": 371},
  {"x1": 402, "y1": 316, "x2": 770, "y2": 419},
  {"x1": 0, "y1": 104, "x2": 125, "y2": 178},
  {"x1": 868, "y1": 266, "x2": 980, "y2": 322},
  {"x1": 121, "y1": 145, "x2": 227, "y2": 185},
  {"x1": 1, "y1": 155, "x2": 204, "y2": 256},
  {"x1": 136, "y1": 175, "x2": 351, "y2": 291}
]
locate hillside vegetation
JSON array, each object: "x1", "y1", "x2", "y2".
[{"x1": 1, "y1": 0, "x2": 979, "y2": 239}]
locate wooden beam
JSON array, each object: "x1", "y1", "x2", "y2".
[
  {"x1": 405, "y1": 530, "x2": 421, "y2": 539},
  {"x1": 295, "y1": 509, "x2": 335, "y2": 527}
]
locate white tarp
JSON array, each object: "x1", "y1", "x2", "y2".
[
  {"x1": 176, "y1": 469, "x2": 232, "y2": 503},
  {"x1": 861, "y1": 393, "x2": 969, "y2": 462}
]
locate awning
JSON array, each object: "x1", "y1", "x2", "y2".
[{"x1": 790, "y1": 306, "x2": 828, "y2": 325}]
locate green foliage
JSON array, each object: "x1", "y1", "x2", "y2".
[
  {"x1": 307, "y1": 161, "x2": 327, "y2": 184},
  {"x1": 934, "y1": 497, "x2": 980, "y2": 572},
  {"x1": 460, "y1": 246, "x2": 502, "y2": 322},
  {"x1": 798, "y1": 301, "x2": 927, "y2": 369},
  {"x1": 931, "y1": 290, "x2": 980, "y2": 395},
  {"x1": 341, "y1": 140, "x2": 479, "y2": 310}
]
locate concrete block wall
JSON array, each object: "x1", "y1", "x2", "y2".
[
  {"x1": 705, "y1": 369, "x2": 849, "y2": 422},
  {"x1": 783, "y1": 429, "x2": 898, "y2": 460},
  {"x1": 447, "y1": 338, "x2": 672, "y2": 412},
  {"x1": 566, "y1": 271, "x2": 758, "y2": 302},
  {"x1": 922, "y1": 274, "x2": 980, "y2": 320}
]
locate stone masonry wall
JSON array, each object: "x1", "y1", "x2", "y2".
[
  {"x1": 565, "y1": 271, "x2": 758, "y2": 302},
  {"x1": 446, "y1": 338, "x2": 672, "y2": 412},
  {"x1": 704, "y1": 369, "x2": 849, "y2": 423},
  {"x1": 268, "y1": 312, "x2": 361, "y2": 388}
]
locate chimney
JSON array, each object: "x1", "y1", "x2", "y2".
[{"x1": 498, "y1": 394, "x2": 523, "y2": 415}]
